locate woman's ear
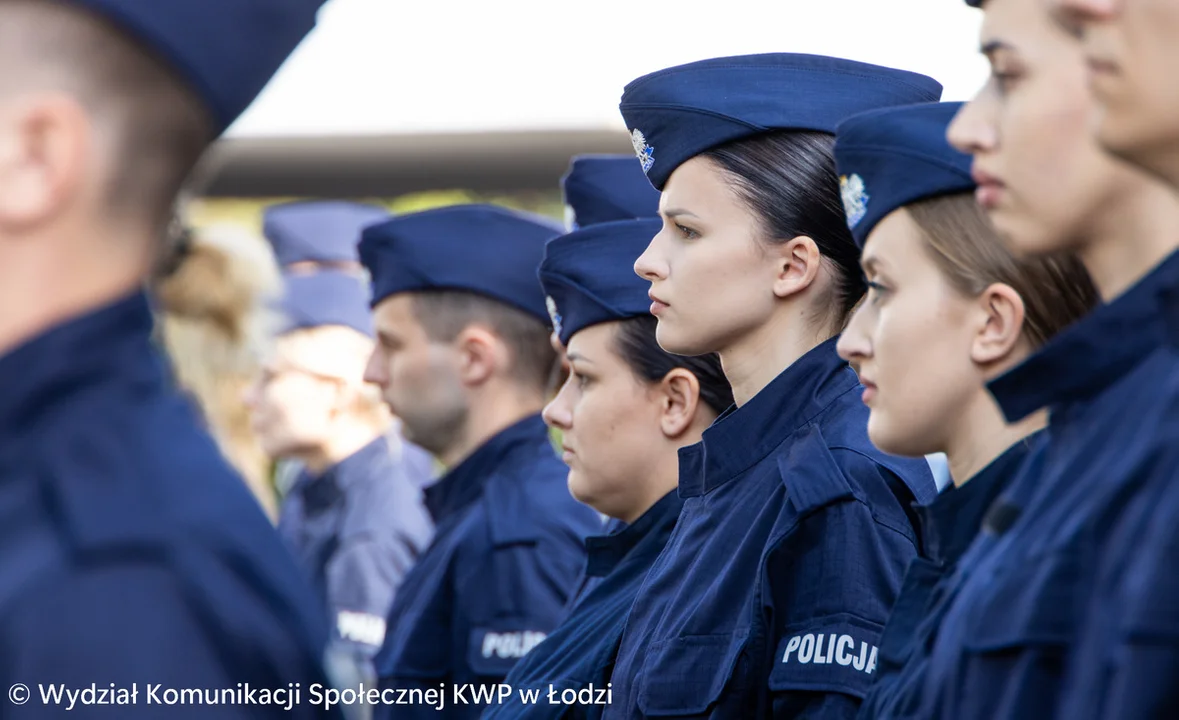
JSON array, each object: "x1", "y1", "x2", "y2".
[
  {"x1": 658, "y1": 368, "x2": 701, "y2": 439},
  {"x1": 971, "y1": 282, "x2": 1026, "y2": 366},
  {"x1": 772, "y1": 235, "x2": 823, "y2": 299}
]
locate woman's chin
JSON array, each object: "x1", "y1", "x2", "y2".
[{"x1": 654, "y1": 323, "x2": 714, "y2": 358}]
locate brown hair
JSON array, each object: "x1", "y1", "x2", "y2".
[
  {"x1": 907, "y1": 194, "x2": 1098, "y2": 347},
  {"x1": 410, "y1": 290, "x2": 558, "y2": 395},
  {"x1": 0, "y1": 0, "x2": 214, "y2": 234}
]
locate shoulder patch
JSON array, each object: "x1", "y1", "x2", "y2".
[
  {"x1": 468, "y1": 627, "x2": 547, "y2": 676},
  {"x1": 336, "y1": 610, "x2": 387, "y2": 648},
  {"x1": 770, "y1": 615, "x2": 883, "y2": 698}
]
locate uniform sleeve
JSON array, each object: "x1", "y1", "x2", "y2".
[
  {"x1": 766, "y1": 449, "x2": 917, "y2": 720},
  {"x1": 0, "y1": 561, "x2": 333, "y2": 719},
  {"x1": 326, "y1": 535, "x2": 417, "y2": 655}
]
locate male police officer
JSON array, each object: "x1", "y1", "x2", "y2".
[
  {"x1": 359, "y1": 204, "x2": 603, "y2": 719},
  {"x1": 0, "y1": 1, "x2": 337, "y2": 716}
]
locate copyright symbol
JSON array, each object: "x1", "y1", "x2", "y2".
[{"x1": 9, "y1": 684, "x2": 29, "y2": 705}]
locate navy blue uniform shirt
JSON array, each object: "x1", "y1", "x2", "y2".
[
  {"x1": 856, "y1": 433, "x2": 1041, "y2": 720},
  {"x1": 0, "y1": 292, "x2": 339, "y2": 718},
  {"x1": 373, "y1": 415, "x2": 601, "y2": 720},
  {"x1": 1051, "y1": 253, "x2": 1179, "y2": 720},
  {"x1": 917, "y1": 250, "x2": 1179, "y2": 720},
  {"x1": 279, "y1": 436, "x2": 435, "y2": 658},
  {"x1": 603, "y1": 339, "x2": 936, "y2": 720},
  {"x1": 484, "y1": 491, "x2": 684, "y2": 720}
]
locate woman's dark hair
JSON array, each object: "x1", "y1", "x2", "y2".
[
  {"x1": 612, "y1": 315, "x2": 734, "y2": 416},
  {"x1": 703, "y1": 130, "x2": 864, "y2": 327}
]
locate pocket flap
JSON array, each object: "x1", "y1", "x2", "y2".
[
  {"x1": 964, "y1": 549, "x2": 1082, "y2": 652},
  {"x1": 769, "y1": 615, "x2": 884, "y2": 699},
  {"x1": 638, "y1": 632, "x2": 748, "y2": 716}
]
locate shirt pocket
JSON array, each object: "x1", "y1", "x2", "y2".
[
  {"x1": 956, "y1": 548, "x2": 1085, "y2": 718},
  {"x1": 637, "y1": 632, "x2": 749, "y2": 717},
  {"x1": 962, "y1": 548, "x2": 1082, "y2": 654}
]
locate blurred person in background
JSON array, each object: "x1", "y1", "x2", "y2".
[
  {"x1": 485, "y1": 217, "x2": 734, "y2": 720},
  {"x1": 360, "y1": 205, "x2": 602, "y2": 720},
  {"x1": 155, "y1": 221, "x2": 284, "y2": 518},
  {"x1": 263, "y1": 200, "x2": 437, "y2": 497},
  {"x1": 0, "y1": 0, "x2": 339, "y2": 713},
  {"x1": 245, "y1": 268, "x2": 434, "y2": 660}
]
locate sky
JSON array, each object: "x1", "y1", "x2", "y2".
[{"x1": 227, "y1": 0, "x2": 989, "y2": 138}]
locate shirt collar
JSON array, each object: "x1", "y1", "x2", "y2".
[
  {"x1": 918, "y1": 432, "x2": 1041, "y2": 565},
  {"x1": 679, "y1": 337, "x2": 858, "y2": 497},
  {"x1": 0, "y1": 290, "x2": 161, "y2": 438},
  {"x1": 423, "y1": 414, "x2": 550, "y2": 523},
  {"x1": 584, "y1": 490, "x2": 683, "y2": 578},
  {"x1": 988, "y1": 249, "x2": 1179, "y2": 422}
]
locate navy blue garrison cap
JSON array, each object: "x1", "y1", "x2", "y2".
[
  {"x1": 279, "y1": 270, "x2": 374, "y2": 338},
  {"x1": 834, "y1": 102, "x2": 974, "y2": 248},
  {"x1": 74, "y1": 0, "x2": 324, "y2": 133},
  {"x1": 561, "y1": 155, "x2": 661, "y2": 229},
  {"x1": 538, "y1": 218, "x2": 662, "y2": 346},
  {"x1": 359, "y1": 204, "x2": 563, "y2": 324},
  {"x1": 619, "y1": 53, "x2": 944, "y2": 190},
  {"x1": 263, "y1": 201, "x2": 390, "y2": 267}
]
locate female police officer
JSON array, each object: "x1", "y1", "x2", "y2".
[
  {"x1": 483, "y1": 217, "x2": 732, "y2": 719},
  {"x1": 601, "y1": 53, "x2": 941, "y2": 719},
  {"x1": 1015, "y1": 0, "x2": 1179, "y2": 717},
  {"x1": 830, "y1": 101, "x2": 1096, "y2": 719},
  {"x1": 904, "y1": 1, "x2": 1179, "y2": 717}
]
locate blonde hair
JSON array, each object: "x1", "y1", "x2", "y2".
[
  {"x1": 155, "y1": 223, "x2": 283, "y2": 519},
  {"x1": 273, "y1": 325, "x2": 391, "y2": 428},
  {"x1": 907, "y1": 194, "x2": 1098, "y2": 348}
]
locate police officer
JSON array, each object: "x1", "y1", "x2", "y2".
[
  {"x1": 905, "y1": 1, "x2": 1179, "y2": 717},
  {"x1": 829, "y1": 101, "x2": 1096, "y2": 719},
  {"x1": 605, "y1": 54, "x2": 939, "y2": 719},
  {"x1": 359, "y1": 204, "x2": 603, "y2": 719},
  {"x1": 560, "y1": 155, "x2": 661, "y2": 230},
  {"x1": 482, "y1": 217, "x2": 733, "y2": 720},
  {"x1": 264, "y1": 200, "x2": 392, "y2": 274},
  {"x1": 245, "y1": 267, "x2": 435, "y2": 660},
  {"x1": 0, "y1": 0, "x2": 337, "y2": 716},
  {"x1": 1026, "y1": 1, "x2": 1179, "y2": 717},
  {"x1": 262, "y1": 201, "x2": 438, "y2": 497}
]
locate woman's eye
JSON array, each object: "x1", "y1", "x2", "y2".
[
  {"x1": 865, "y1": 280, "x2": 889, "y2": 304},
  {"x1": 990, "y1": 69, "x2": 1021, "y2": 95},
  {"x1": 676, "y1": 224, "x2": 700, "y2": 240}
]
